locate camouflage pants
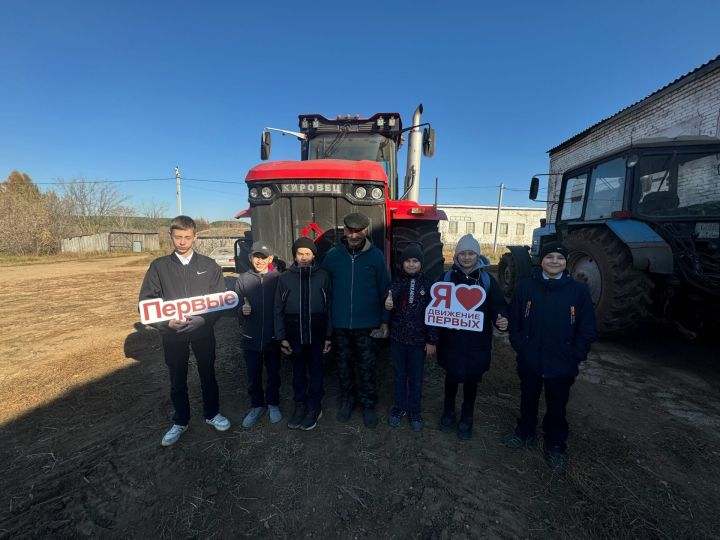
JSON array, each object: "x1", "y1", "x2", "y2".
[{"x1": 333, "y1": 328, "x2": 377, "y2": 408}]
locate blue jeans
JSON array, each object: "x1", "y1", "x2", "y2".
[
  {"x1": 289, "y1": 341, "x2": 325, "y2": 409},
  {"x1": 390, "y1": 341, "x2": 426, "y2": 418},
  {"x1": 243, "y1": 347, "x2": 281, "y2": 408}
]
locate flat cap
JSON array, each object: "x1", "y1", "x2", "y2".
[{"x1": 343, "y1": 212, "x2": 370, "y2": 230}]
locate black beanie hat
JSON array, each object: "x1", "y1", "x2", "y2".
[
  {"x1": 401, "y1": 244, "x2": 424, "y2": 265},
  {"x1": 292, "y1": 237, "x2": 317, "y2": 258},
  {"x1": 539, "y1": 241, "x2": 569, "y2": 260}
]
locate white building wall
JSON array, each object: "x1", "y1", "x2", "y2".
[
  {"x1": 547, "y1": 65, "x2": 720, "y2": 222},
  {"x1": 437, "y1": 205, "x2": 545, "y2": 250}
]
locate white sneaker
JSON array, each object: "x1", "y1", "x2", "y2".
[
  {"x1": 161, "y1": 424, "x2": 188, "y2": 446},
  {"x1": 205, "y1": 413, "x2": 231, "y2": 432},
  {"x1": 268, "y1": 405, "x2": 282, "y2": 424},
  {"x1": 242, "y1": 407, "x2": 266, "y2": 428}
]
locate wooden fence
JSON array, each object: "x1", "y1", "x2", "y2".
[{"x1": 61, "y1": 232, "x2": 160, "y2": 253}]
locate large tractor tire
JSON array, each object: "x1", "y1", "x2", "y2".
[
  {"x1": 391, "y1": 223, "x2": 445, "y2": 282},
  {"x1": 497, "y1": 247, "x2": 533, "y2": 302},
  {"x1": 564, "y1": 227, "x2": 653, "y2": 335}
]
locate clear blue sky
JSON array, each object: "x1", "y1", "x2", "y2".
[{"x1": 2, "y1": 1, "x2": 719, "y2": 221}]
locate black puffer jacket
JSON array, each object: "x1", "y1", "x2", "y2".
[
  {"x1": 274, "y1": 263, "x2": 332, "y2": 345},
  {"x1": 509, "y1": 268, "x2": 596, "y2": 378},
  {"x1": 388, "y1": 271, "x2": 438, "y2": 346},
  {"x1": 436, "y1": 264, "x2": 508, "y2": 383},
  {"x1": 235, "y1": 268, "x2": 280, "y2": 352},
  {"x1": 138, "y1": 252, "x2": 225, "y2": 342}
]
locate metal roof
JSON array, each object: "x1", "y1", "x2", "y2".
[{"x1": 548, "y1": 55, "x2": 720, "y2": 155}]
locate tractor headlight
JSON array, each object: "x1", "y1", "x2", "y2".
[
  {"x1": 249, "y1": 188, "x2": 259, "y2": 198},
  {"x1": 261, "y1": 187, "x2": 273, "y2": 199},
  {"x1": 354, "y1": 186, "x2": 367, "y2": 199},
  {"x1": 371, "y1": 187, "x2": 383, "y2": 199}
]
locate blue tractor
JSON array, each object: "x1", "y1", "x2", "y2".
[{"x1": 498, "y1": 137, "x2": 720, "y2": 337}]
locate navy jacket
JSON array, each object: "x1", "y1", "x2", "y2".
[
  {"x1": 389, "y1": 271, "x2": 438, "y2": 346},
  {"x1": 321, "y1": 238, "x2": 391, "y2": 330},
  {"x1": 138, "y1": 252, "x2": 225, "y2": 342},
  {"x1": 436, "y1": 264, "x2": 508, "y2": 383},
  {"x1": 274, "y1": 263, "x2": 332, "y2": 345},
  {"x1": 235, "y1": 268, "x2": 280, "y2": 352},
  {"x1": 509, "y1": 268, "x2": 597, "y2": 378}
]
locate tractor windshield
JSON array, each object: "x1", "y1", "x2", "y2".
[
  {"x1": 308, "y1": 133, "x2": 396, "y2": 180},
  {"x1": 634, "y1": 150, "x2": 720, "y2": 218}
]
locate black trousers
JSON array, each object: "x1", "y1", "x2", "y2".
[
  {"x1": 516, "y1": 369, "x2": 575, "y2": 452},
  {"x1": 444, "y1": 376, "x2": 480, "y2": 419},
  {"x1": 289, "y1": 340, "x2": 325, "y2": 409},
  {"x1": 334, "y1": 328, "x2": 377, "y2": 408},
  {"x1": 163, "y1": 334, "x2": 219, "y2": 426},
  {"x1": 243, "y1": 347, "x2": 281, "y2": 408}
]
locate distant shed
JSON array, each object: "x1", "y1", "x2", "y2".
[{"x1": 61, "y1": 232, "x2": 160, "y2": 253}]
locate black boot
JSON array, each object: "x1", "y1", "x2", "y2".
[
  {"x1": 439, "y1": 402, "x2": 456, "y2": 433},
  {"x1": 336, "y1": 398, "x2": 354, "y2": 423},
  {"x1": 457, "y1": 401, "x2": 475, "y2": 440}
]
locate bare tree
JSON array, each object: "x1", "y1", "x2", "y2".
[
  {"x1": 58, "y1": 178, "x2": 132, "y2": 234},
  {"x1": 138, "y1": 200, "x2": 168, "y2": 220}
]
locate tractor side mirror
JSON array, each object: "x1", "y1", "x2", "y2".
[
  {"x1": 422, "y1": 127, "x2": 436, "y2": 158},
  {"x1": 529, "y1": 177, "x2": 540, "y2": 200},
  {"x1": 260, "y1": 131, "x2": 272, "y2": 160}
]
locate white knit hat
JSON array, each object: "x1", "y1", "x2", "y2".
[{"x1": 454, "y1": 234, "x2": 481, "y2": 256}]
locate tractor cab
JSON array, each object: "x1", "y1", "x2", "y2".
[
  {"x1": 238, "y1": 106, "x2": 446, "y2": 280},
  {"x1": 500, "y1": 136, "x2": 720, "y2": 336}
]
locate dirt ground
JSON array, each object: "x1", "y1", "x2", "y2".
[{"x1": 1, "y1": 255, "x2": 719, "y2": 539}]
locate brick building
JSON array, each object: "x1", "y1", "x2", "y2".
[
  {"x1": 437, "y1": 204, "x2": 545, "y2": 251},
  {"x1": 546, "y1": 55, "x2": 720, "y2": 221}
]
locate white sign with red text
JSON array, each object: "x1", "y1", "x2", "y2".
[
  {"x1": 139, "y1": 291, "x2": 239, "y2": 324},
  {"x1": 424, "y1": 282, "x2": 486, "y2": 332}
]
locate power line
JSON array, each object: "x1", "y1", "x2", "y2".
[{"x1": 32, "y1": 177, "x2": 174, "y2": 185}]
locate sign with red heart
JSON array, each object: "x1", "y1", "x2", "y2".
[
  {"x1": 454, "y1": 285, "x2": 486, "y2": 311},
  {"x1": 424, "y1": 282, "x2": 486, "y2": 332}
]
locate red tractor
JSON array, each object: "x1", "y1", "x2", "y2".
[{"x1": 235, "y1": 105, "x2": 446, "y2": 279}]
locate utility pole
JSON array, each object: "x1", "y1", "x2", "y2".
[
  {"x1": 174, "y1": 166, "x2": 182, "y2": 215},
  {"x1": 493, "y1": 183, "x2": 504, "y2": 253}
]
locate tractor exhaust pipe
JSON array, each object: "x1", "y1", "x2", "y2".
[{"x1": 403, "y1": 103, "x2": 423, "y2": 202}]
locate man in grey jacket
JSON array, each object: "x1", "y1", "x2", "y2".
[{"x1": 138, "y1": 215, "x2": 231, "y2": 446}]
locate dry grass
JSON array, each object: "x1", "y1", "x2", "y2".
[
  {"x1": 442, "y1": 245, "x2": 509, "y2": 266},
  {"x1": 0, "y1": 250, "x2": 158, "y2": 267}
]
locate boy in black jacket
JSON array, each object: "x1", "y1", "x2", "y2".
[
  {"x1": 138, "y1": 215, "x2": 231, "y2": 447},
  {"x1": 384, "y1": 245, "x2": 437, "y2": 432},
  {"x1": 504, "y1": 241, "x2": 597, "y2": 473},
  {"x1": 235, "y1": 241, "x2": 282, "y2": 428},
  {"x1": 275, "y1": 237, "x2": 332, "y2": 431}
]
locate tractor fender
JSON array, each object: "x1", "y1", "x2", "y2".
[{"x1": 604, "y1": 219, "x2": 673, "y2": 274}]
